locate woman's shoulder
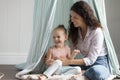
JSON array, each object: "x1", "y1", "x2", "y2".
[
  {"x1": 89, "y1": 27, "x2": 104, "y2": 39},
  {"x1": 96, "y1": 27, "x2": 102, "y2": 31},
  {"x1": 91, "y1": 27, "x2": 103, "y2": 35}
]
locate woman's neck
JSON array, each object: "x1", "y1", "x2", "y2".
[{"x1": 80, "y1": 25, "x2": 87, "y2": 40}]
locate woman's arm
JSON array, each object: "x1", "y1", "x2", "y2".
[
  {"x1": 60, "y1": 57, "x2": 85, "y2": 66},
  {"x1": 83, "y1": 28, "x2": 104, "y2": 66},
  {"x1": 69, "y1": 58, "x2": 85, "y2": 65}
]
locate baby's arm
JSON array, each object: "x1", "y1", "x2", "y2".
[
  {"x1": 45, "y1": 47, "x2": 54, "y2": 66},
  {"x1": 66, "y1": 46, "x2": 80, "y2": 59}
]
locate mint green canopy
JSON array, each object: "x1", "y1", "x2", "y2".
[{"x1": 16, "y1": 0, "x2": 120, "y2": 78}]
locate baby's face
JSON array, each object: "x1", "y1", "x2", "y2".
[{"x1": 52, "y1": 30, "x2": 67, "y2": 47}]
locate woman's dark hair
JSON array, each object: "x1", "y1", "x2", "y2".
[{"x1": 68, "y1": 1, "x2": 102, "y2": 46}]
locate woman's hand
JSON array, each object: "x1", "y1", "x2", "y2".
[{"x1": 60, "y1": 57, "x2": 71, "y2": 66}]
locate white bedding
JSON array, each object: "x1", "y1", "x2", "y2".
[
  {"x1": 47, "y1": 74, "x2": 115, "y2": 80},
  {"x1": 18, "y1": 70, "x2": 116, "y2": 80},
  {"x1": 47, "y1": 71, "x2": 116, "y2": 80}
]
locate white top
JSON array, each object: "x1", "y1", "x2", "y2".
[{"x1": 70, "y1": 27, "x2": 107, "y2": 66}]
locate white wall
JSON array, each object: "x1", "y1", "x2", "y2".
[
  {"x1": 105, "y1": 0, "x2": 120, "y2": 63},
  {"x1": 0, "y1": 0, "x2": 34, "y2": 64}
]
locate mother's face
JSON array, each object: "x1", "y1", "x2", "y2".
[{"x1": 70, "y1": 10, "x2": 85, "y2": 28}]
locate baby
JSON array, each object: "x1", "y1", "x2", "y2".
[{"x1": 21, "y1": 25, "x2": 81, "y2": 80}]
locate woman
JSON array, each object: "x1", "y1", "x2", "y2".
[{"x1": 61, "y1": 1, "x2": 110, "y2": 80}]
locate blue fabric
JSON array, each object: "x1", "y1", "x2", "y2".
[
  {"x1": 83, "y1": 56, "x2": 110, "y2": 80},
  {"x1": 84, "y1": 65, "x2": 110, "y2": 80}
]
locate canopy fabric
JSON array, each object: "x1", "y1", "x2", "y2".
[
  {"x1": 16, "y1": 0, "x2": 73, "y2": 76},
  {"x1": 93, "y1": 0, "x2": 120, "y2": 76}
]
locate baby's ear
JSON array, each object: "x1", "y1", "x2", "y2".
[{"x1": 65, "y1": 35, "x2": 68, "y2": 40}]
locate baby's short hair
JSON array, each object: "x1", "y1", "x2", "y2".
[{"x1": 54, "y1": 25, "x2": 67, "y2": 34}]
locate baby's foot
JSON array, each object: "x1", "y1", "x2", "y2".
[
  {"x1": 21, "y1": 74, "x2": 40, "y2": 80},
  {"x1": 21, "y1": 75, "x2": 30, "y2": 79},
  {"x1": 27, "y1": 75, "x2": 39, "y2": 80},
  {"x1": 38, "y1": 74, "x2": 47, "y2": 80}
]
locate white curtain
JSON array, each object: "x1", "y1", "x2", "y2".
[{"x1": 16, "y1": 0, "x2": 120, "y2": 78}]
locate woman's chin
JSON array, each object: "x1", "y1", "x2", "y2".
[
  {"x1": 73, "y1": 24, "x2": 79, "y2": 27},
  {"x1": 74, "y1": 25, "x2": 79, "y2": 28}
]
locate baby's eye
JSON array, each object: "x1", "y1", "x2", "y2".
[
  {"x1": 57, "y1": 36, "x2": 60, "y2": 38},
  {"x1": 53, "y1": 36, "x2": 55, "y2": 39}
]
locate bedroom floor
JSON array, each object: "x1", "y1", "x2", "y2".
[
  {"x1": 0, "y1": 65, "x2": 119, "y2": 80},
  {"x1": 0, "y1": 65, "x2": 18, "y2": 80}
]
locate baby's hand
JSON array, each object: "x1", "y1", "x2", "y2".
[
  {"x1": 72, "y1": 49, "x2": 80, "y2": 55},
  {"x1": 71, "y1": 49, "x2": 80, "y2": 59},
  {"x1": 46, "y1": 59, "x2": 54, "y2": 66}
]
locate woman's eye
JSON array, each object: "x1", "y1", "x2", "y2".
[{"x1": 74, "y1": 16, "x2": 78, "y2": 19}]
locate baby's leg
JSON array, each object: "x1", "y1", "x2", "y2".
[
  {"x1": 43, "y1": 60, "x2": 62, "y2": 77},
  {"x1": 63, "y1": 66, "x2": 81, "y2": 75}
]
